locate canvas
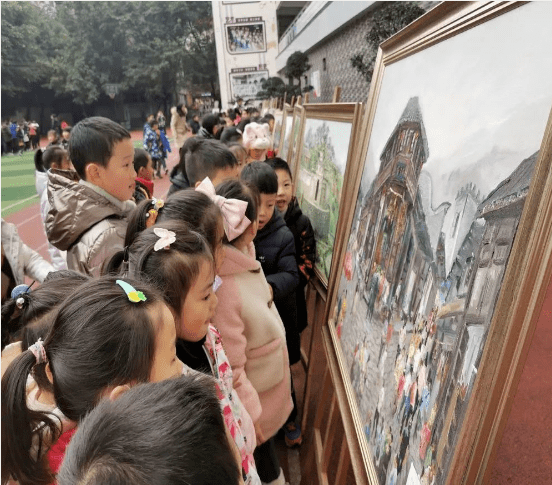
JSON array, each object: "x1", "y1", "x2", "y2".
[
  {"x1": 287, "y1": 106, "x2": 304, "y2": 174},
  {"x1": 280, "y1": 110, "x2": 293, "y2": 161},
  {"x1": 328, "y1": 3, "x2": 552, "y2": 485}
]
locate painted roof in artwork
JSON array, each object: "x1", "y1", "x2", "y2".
[
  {"x1": 477, "y1": 150, "x2": 539, "y2": 217},
  {"x1": 381, "y1": 96, "x2": 430, "y2": 160}
]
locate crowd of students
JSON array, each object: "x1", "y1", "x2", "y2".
[{"x1": 1, "y1": 108, "x2": 317, "y2": 485}]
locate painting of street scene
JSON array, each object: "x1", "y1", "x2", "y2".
[
  {"x1": 296, "y1": 118, "x2": 352, "y2": 280},
  {"x1": 280, "y1": 114, "x2": 293, "y2": 162},
  {"x1": 329, "y1": 3, "x2": 552, "y2": 485}
]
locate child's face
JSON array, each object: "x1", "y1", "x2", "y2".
[
  {"x1": 230, "y1": 148, "x2": 247, "y2": 175},
  {"x1": 62, "y1": 131, "x2": 70, "y2": 140},
  {"x1": 257, "y1": 193, "x2": 276, "y2": 231},
  {"x1": 48, "y1": 133, "x2": 56, "y2": 143},
  {"x1": 149, "y1": 302, "x2": 184, "y2": 382},
  {"x1": 275, "y1": 169, "x2": 293, "y2": 214},
  {"x1": 139, "y1": 157, "x2": 155, "y2": 181},
  {"x1": 210, "y1": 165, "x2": 239, "y2": 188},
  {"x1": 248, "y1": 148, "x2": 266, "y2": 161},
  {"x1": 93, "y1": 138, "x2": 136, "y2": 201},
  {"x1": 178, "y1": 259, "x2": 218, "y2": 342}
]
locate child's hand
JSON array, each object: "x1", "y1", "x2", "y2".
[{"x1": 254, "y1": 420, "x2": 266, "y2": 445}]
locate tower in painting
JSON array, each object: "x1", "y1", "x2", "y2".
[{"x1": 357, "y1": 96, "x2": 429, "y2": 303}]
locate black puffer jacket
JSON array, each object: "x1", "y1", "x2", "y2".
[
  {"x1": 284, "y1": 197, "x2": 316, "y2": 333},
  {"x1": 168, "y1": 169, "x2": 190, "y2": 196},
  {"x1": 254, "y1": 210, "x2": 301, "y2": 364}
]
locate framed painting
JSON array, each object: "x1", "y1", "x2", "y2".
[
  {"x1": 277, "y1": 105, "x2": 293, "y2": 159},
  {"x1": 286, "y1": 105, "x2": 304, "y2": 176},
  {"x1": 325, "y1": 2, "x2": 552, "y2": 485},
  {"x1": 293, "y1": 103, "x2": 363, "y2": 285},
  {"x1": 271, "y1": 109, "x2": 284, "y2": 153}
]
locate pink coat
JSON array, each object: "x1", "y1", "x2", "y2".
[{"x1": 212, "y1": 243, "x2": 293, "y2": 440}]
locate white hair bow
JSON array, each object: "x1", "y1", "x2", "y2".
[{"x1": 153, "y1": 227, "x2": 176, "y2": 251}]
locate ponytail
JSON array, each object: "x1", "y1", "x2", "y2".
[{"x1": 1, "y1": 351, "x2": 61, "y2": 485}]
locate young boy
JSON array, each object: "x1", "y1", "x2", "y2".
[
  {"x1": 240, "y1": 161, "x2": 303, "y2": 447},
  {"x1": 133, "y1": 148, "x2": 155, "y2": 202},
  {"x1": 143, "y1": 119, "x2": 164, "y2": 178},
  {"x1": 266, "y1": 158, "x2": 316, "y2": 335},
  {"x1": 45, "y1": 116, "x2": 136, "y2": 276},
  {"x1": 168, "y1": 138, "x2": 239, "y2": 195}
]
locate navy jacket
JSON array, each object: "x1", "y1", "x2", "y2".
[{"x1": 254, "y1": 210, "x2": 301, "y2": 364}]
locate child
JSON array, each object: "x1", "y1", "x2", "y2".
[
  {"x1": 60, "y1": 126, "x2": 71, "y2": 150},
  {"x1": 34, "y1": 146, "x2": 73, "y2": 270},
  {"x1": 1, "y1": 219, "x2": 54, "y2": 304},
  {"x1": 58, "y1": 375, "x2": 244, "y2": 485},
  {"x1": 1, "y1": 276, "x2": 183, "y2": 485},
  {"x1": 227, "y1": 142, "x2": 248, "y2": 175},
  {"x1": 45, "y1": 116, "x2": 136, "y2": 276},
  {"x1": 46, "y1": 129, "x2": 59, "y2": 147},
  {"x1": 240, "y1": 162, "x2": 303, "y2": 448},
  {"x1": 212, "y1": 179, "x2": 293, "y2": 485},
  {"x1": 198, "y1": 113, "x2": 221, "y2": 139},
  {"x1": 109, "y1": 221, "x2": 260, "y2": 485},
  {"x1": 221, "y1": 126, "x2": 244, "y2": 145},
  {"x1": 266, "y1": 158, "x2": 316, "y2": 335},
  {"x1": 133, "y1": 148, "x2": 155, "y2": 202},
  {"x1": 168, "y1": 138, "x2": 239, "y2": 195},
  {"x1": 243, "y1": 122, "x2": 271, "y2": 163},
  {"x1": 143, "y1": 119, "x2": 165, "y2": 178},
  {"x1": 170, "y1": 104, "x2": 191, "y2": 150}
]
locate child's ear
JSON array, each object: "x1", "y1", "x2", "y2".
[
  {"x1": 85, "y1": 162, "x2": 102, "y2": 183},
  {"x1": 109, "y1": 384, "x2": 132, "y2": 401},
  {"x1": 45, "y1": 363, "x2": 54, "y2": 386}
]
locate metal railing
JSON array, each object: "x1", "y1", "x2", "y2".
[{"x1": 279, "y1": 2, "x2": 329, "y2": 53}]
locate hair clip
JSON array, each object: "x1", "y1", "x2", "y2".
[
  {"x1": 11, "y1": 282, "x2": 34, "y2": 309},
  {"x1": 116, "y1": 279, "x2": 147, "y2": 303},
  {"x1": 213, "y1": 275, "x2": 223, "y2": 293},
  {"x1": 146, "y1": 198, "x2": 164, "y2": 227},
  {"x1": 153, "y1": 227, "x2": 176, "y2": 251}
]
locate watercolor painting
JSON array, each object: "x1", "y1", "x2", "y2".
[
  {"x1": 296, "y1": 118, "x2": 352, "y2": 280},
  {"x1": 329, "y1": 3, "x2": 552, "y2": 484},
  {"x1": 280, "y1": 113, "x2": 293, "y2": 162}
]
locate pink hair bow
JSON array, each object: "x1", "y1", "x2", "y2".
[{"x1": 196, "y1": 177, "x2": 251, "y2": 241}]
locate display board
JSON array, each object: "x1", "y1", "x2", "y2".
[{"x1": 322, "y1": 2, "x2": 552, "y2": 484}]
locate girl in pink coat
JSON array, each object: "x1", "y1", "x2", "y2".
[{"x1": 212, "y1": 179, "x2": 292, "y2": 485}]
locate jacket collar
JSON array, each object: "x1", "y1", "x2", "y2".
[{"x1": 218, "y1": 243, "x2": 259, "y2": 276}]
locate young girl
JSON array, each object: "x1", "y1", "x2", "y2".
[
  {"x1": 1, "y1": 276, "x2": 183, "y2": 485},
  {"x1": 34, "y1": 146, "x2": 73, "y2": 270},
  {"x1": 109, "y1": 219, "x2": 260, "y2": 485},
  {"x1": 227, "y1": 142, "x2": 248, "y2": 175},
  {"x1": 212, "y1": 179, "x2": 293, "y2": 485},
  {"x1": 242, "y1": 122, "x2": 271, "y2": 163}
]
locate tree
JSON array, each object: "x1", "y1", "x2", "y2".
[
  {"x1": 284, "y1": 51, "x2": 313, "y2": 97},
  {"x1": 256, "y1": 77, "x2": 286, "y2": 99},
  {"x1": 1, "y1": 2, "x2": 61, "y2": 96},
  {"x1": 351, "y1": 2, "x2": 425, "y2": 82}
]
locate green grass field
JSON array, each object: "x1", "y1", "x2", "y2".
[
  {"x1": 1, "y1": 138, "x2": 145, "y2": 218},
  {"x1": 1, "y1": 150, "x2": 39, "y2": 218}
]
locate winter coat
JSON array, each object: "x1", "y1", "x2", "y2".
[
  {"x1": 197, "y1": 126, "x2": 214, "y2": 139},
  {"x1": 1, "y1": 219, "x2": 54, "y2": 286},
  {"x1": 168, "y1": 170, "x2": 190, "y2": 196},
  {"x1": 180, "y1": 324, "x2": 260, "y2": 485},
  {"x1": 143, "y1": 128, "x2": 162, "y2": 160},
  {"x1": 283, "y1": 197, "x2": 316, "y2": 333},
  {"x1": 170, "y1": 107, "x2": 191, "y2": 149},
  {"x1": 212, "y1": 243, "x2": 293, "y2": 440},
  {"x1": 254, "y1": 210, "x2": 301, "y2": 364},
  {"x1": 45, "y1": 169, "x2": 135, "y2": 276},
  {"x1": 35, "y1": 170, "x2": 67, "y2": 271}
]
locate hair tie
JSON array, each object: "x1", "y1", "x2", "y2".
[
  {"x1": 153, "y1": 227, "x2": 176, "y2": 251},
  {"x1": 116, "y1": 279, "x2": 147, "y2": 303},
  {"x1": 195, "y1": 177, "x2": 251, "y2": 241},
  {"x1": 146, "y1": 198, "x2": 164, "y2": 227},
  {"x1": 11, "y1": 282, "x2": 34, "y2": 309},
  {"x1": 29, "y1": 338, "x2": 48, "y2": 365}
]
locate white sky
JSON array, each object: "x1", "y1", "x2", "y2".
[{"x1": 361, "y1": 1, "x2": 552, "y2": 205}]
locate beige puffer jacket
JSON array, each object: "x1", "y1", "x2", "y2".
[
  {"x1": 170, "y1": 106, "x2": 191, "y2": 149},
  {"x1": 45, "y1": 169, "x2": 134, "y2": 276}
]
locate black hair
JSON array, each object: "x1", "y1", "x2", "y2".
[
  {"x1": 176, "y1": 104, "x2": 186, "y2": 117},
  {"x1": 246, "y1": 107, "x2": 259, "y2": 116},
  {"x1": 200, "y1": 114, "x2": 220, "y2": 136},
  {"x1": 34, "y1": 146, "x2": 67, "y2": 172},
  {"x1": 68, "y1": 116, "x2": 131, "y2": 180},
  {"x1": 58, "y1": 375, "x2": 241, "y2": 485},
  {"x1": 61, "y1": 126, "x2": 71, "y2": 134},
  {"x1": 133, "y1": 148, "x2": 151, "y2": 174},
  {"x1": 216, "y1": 180, "x2": 258, "y2": 244},
  {"x1": 240, "y1": 160, "x2": 278, "y2": 194},
  {"x1": 227, "y1": 110, "x2": 237, "y2": 121},
  {"x1": 220, "y1": 127, "x2": 243, "y2": 144},
  {"x1": 261, "y1": 113, "x2": 275, "y2": 122},
  {"x1": 106, "y1": 220, "x2": 213, "y2": 319},
  {"x1": 1, "y1": 270, "x2": 90, "y2": 351},
  {"x1": 266, "y1": 157, "x2": 293, "y2": 179},
  {"x1": 170, "y1": 138, "x2": 237, "y2": 187},
  {"x1": 236, "y1": 118, "x2": 251, "y2": 133},
  {"x1": 148, "y1": 119, "x2": 159, "y2": 129},
  {"x1": 1, "y1": 276, "x2": 165, "y2": 485}
]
